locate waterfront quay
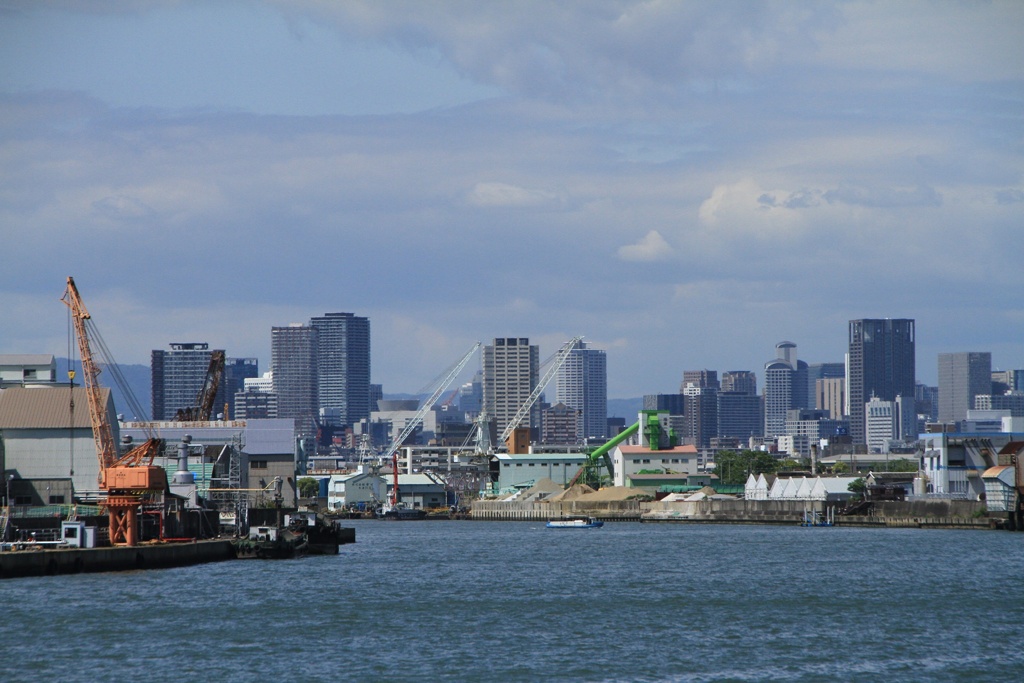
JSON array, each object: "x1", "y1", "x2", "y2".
[
  {"x1": 470, "y1": 497, "x2": 1000, "y2": 529},
  {"x1": 0, "y1": 539, "x2": 235, "y2": 579}
]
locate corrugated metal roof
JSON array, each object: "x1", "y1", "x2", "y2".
[
  {"x1": 0, "y1": 354, "x2": 55, "y2": 366},
  {"x1": 397, "y1": 473, "x2": 444, "y2": 487},
  {"x1": 0, "y1": 386, "x2": 108, "y2": 429}
]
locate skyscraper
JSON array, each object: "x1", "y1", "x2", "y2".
[
  {"x1": 683, "y1": 390, "x2": 718, "y2": 448},
  {"x1": 721, "y1": 371, "x2": 757, "y2": 395},
  {"x1": 806, "y1": 362, "x2": 844, "y2": 409},
  {"x1": 717, "y1": 391, "x2": 763, "y2": 441},
  {"x1": 938, "y1": 352, "x2": 992, "y2": 423},
  {"x1": 992, "y1": 369, "x2": 1024, "y2": 394},
  {"x1": 310, "y1": 312, "x2": 371, "y2": 427},
  {"x1": 224, "y1": 357, "x2": 258, "y2": 420},
  {"x1": 681, "y1": 370, "x2": 719, "y2": 392},
  {"x1": 643, "y1": 393, "x2": 685, "y2": 415},
  {"x1": 482, "y1": 337, "x2": 539, "y2": 441},
  {"x1": 817, "y1": 377, "x2": 846, "y2": 420},
  {"x1": 763, "y1": 342, "x2": 808, "y2": 438},
  {"x1": 271, "y1": 324, "x2": 318, "y2": 436},
  {"x1": 151, "y1": 342, "x2": 225, "y2": 421},
  {"x1": 847, "y1": 319, "x2": 916, "y2": 445},
  {"x1": 718, "y1": 370, "x2": 761, "y2": 441},
  {"x1": 556, "y1": 341, "x2": 608, "y2": 441}
]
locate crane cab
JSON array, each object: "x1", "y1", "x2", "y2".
[{"x1": 102, "y1": 465, "x2": 168, "y2": 492}]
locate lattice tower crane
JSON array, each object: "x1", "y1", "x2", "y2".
[
  {"x1": 175, "y1": 349, "x2": 226, "y2": 421},
  {"x1": 383, "y1": 342, "x2": 481, "y2": 463}
]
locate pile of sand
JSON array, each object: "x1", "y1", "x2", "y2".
[
  {"x1": 577, "y1": 486, "x2": 647, "y2": 502},
  {"x1": 519, "y1": 477, "x2": 564, "y2": 501},
  {"x1": 547, "y1": 483, "x2": 595, "y2": 502}
]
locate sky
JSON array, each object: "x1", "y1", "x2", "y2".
[{"x1": 1, "y1": 0, "x2": 1022, "y2": 397}]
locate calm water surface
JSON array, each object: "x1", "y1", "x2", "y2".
[{"x1": 2, "y1": 521, "x2": 1022, "y2": 682}]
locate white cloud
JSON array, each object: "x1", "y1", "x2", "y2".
[
  {"x1": 1, "y1": 3, "x2": 1022, "y2": 396},
  {"x1": 466, "y1": 182, "x2": 562, "y2": 208},
  {"x1": 697, "y1": 179, "x2": 809, "y2": 235},
  {"x1": 617, "y1": 230, "x2": 673, "y2": 262}
]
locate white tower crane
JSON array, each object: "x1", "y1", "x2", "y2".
[{"x1": 382, "y1": 342, "x2": 481, "y2": 463}]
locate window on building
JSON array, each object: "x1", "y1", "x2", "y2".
[
  {"x1": 49, "y1": 495, "x2": 65, "y2": 504},
  {"x1": 251, "y1": 460, "x2": 268, "y2": 469}
]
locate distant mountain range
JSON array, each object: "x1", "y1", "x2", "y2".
[
  {"x1": 607, "y1": 397, "x2": 644, "y2": 420},
  {"x1": 53, "y1": 360, "x2": 644, "y2": 423},
  {"x1": 56, "y1": 358, "x2": 151, "y2": 421}
]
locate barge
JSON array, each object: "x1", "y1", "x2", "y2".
[{"x1": 0, "y1": 539, "x2": 235, "y2": 579}]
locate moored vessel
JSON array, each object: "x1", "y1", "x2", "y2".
[{"x1": 546, "y1": 515, "x2": 604, "y2": 529}]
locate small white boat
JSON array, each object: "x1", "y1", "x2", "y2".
[{"x1": 546, "y1": 516, "x2": 604, "y2": 529}]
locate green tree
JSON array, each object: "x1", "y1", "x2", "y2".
[
  {"x1": 714, "y1": 450, "x2": 779, "y2": 485},
  {"x1": 832, "y1": 461, "x2": 850, "y2": 474},
  {"x1": 848, "y1": 477, "x2": 866, "y2": 499},
  {"x1": 887, "y1": 458, "x2": 920, "y2": 472},
  {"x1": 298, "y1": 477, "x2": 320, "y2": 499}
]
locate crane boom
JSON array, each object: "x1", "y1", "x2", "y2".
[
  {"x1": 176, "y1": 349, "x2": 225, "y2": 421},
  {"x1": 384, "y1": 342, "x2": 481, "y2": 461},
  {"x1": 61, "y1": 277, "x2": 119, "y2": 469},
  {"x1": 498, "y1": 336, "x2": 583, "y2": 445}
]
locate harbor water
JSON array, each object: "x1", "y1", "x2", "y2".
[{"x1": 2, "y1": 521, "x2": 1023, "y2": 682}]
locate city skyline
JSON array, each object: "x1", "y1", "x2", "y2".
[
  {"x1": 7, "y1": 314, "x2": 1024, "y2": 403},
  {"x1": 1, "y1": 2, "x2": 1021, "y2": 397}
]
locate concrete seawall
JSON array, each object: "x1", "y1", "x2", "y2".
[
  {"x1": 0, "y1": 540, "x2": 236, "y2": 579},
  {"x1": 471, "y1": 499, "x2": 643, "y2": 521},
  {"x1": 472, "y1": 498, "x2": 993, "y2": 529}
]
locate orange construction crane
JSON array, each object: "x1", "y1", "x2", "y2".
[{"x1": 62, "y1": 276, "x2": 167, "y2": 546}]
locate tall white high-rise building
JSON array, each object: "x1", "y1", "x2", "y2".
[
  {"x1": 763, "y1": 341, "x2": 807, "y2": 438},
  {"x1": 556, "y1": 341, "x2": 607, "y2": 441},
  {"x1": 482, "y1": 338, "x2": 539, "y2": 441}
]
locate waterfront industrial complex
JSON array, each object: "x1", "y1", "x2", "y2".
[{"x1": 2, "y1": 278, "x2": 1023, "y2": 577}]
